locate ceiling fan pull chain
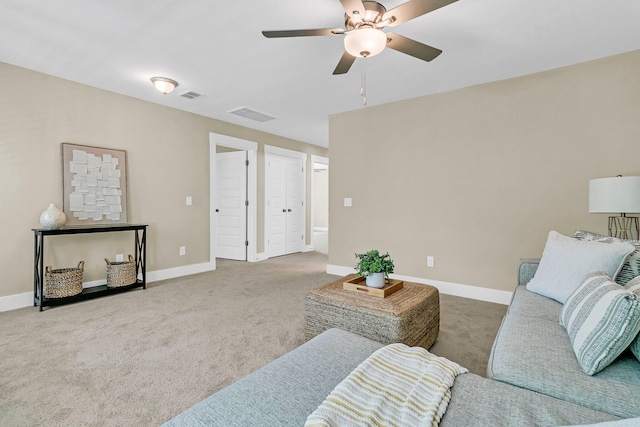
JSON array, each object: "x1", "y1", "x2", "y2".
[{"x1": 361, "y1": 55, "x2": 367, "y2": 105}]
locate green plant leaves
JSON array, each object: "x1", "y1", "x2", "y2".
[{"x1": 354, "y1": 249, "x2": 394, "y2": 277}]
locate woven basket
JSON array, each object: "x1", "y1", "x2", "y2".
[
  {"x1": 45, "y1": 261, "x2": 84, "y2": 298},
  {"x1": 105, "y1": 255, "x2": 136, "y2": 288}
]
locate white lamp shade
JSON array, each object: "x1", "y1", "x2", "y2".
[
  {"x1": 344, "y1": 28, "x2": 387, "y2": 58},
  {"x1": 589, "y1": 176, "x2": 640, "y2": 213}
]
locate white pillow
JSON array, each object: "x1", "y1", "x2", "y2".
[{"x1": 526, "y1": 231, "x2": 634, "y2": 303}]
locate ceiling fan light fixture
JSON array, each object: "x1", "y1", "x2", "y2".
[
  {"x1": 150, "y1": 77, "x2": 179, "y2": 94},
  {"x1": 344, "y1": 28, "x2": 386, "y2": 58}
]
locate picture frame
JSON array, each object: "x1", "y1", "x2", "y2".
[{"x1": 61, "y1": 143, "x2": 128, "y2": 226}]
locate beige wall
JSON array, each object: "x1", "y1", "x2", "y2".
[
  {"x1": 0, "y1": 61, "x2": 327, "y2": 298},
  {"x1": 329, "y1": 49, "x2": 640, "y2": 294}
]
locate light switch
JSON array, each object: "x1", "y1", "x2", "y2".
[
  {"x1": 186, "y1": 196, "x2": 192, "y2": 206},
  {"x1": 344, "y1": 197, "x2": 352, "y2": 207}
]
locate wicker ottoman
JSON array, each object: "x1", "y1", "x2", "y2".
[{"x1": 305, "y1": 274, "x2": 440, "y2": 349}]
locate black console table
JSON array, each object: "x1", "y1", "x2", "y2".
[{"x1": 32, "y1": 224, "x2": 147, "y2": 311}]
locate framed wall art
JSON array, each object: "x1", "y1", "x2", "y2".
[{"x1": 61, "y1": 143, "x2": 128, "y2": 226}]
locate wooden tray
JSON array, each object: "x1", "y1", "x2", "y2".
[{"x1": 343, "y1": 276, "x2": 404, "y2": 298}]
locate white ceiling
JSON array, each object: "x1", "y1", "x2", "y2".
[{"x1": 1, "y1": 0, "x2": 639, "y2": 148}]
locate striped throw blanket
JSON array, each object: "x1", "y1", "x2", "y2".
[{"x1": 305, "y1": 344, "x2": 468, "y2": 427}]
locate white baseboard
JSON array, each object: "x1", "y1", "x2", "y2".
[
  {"x1": 0, "y1": 261, "x2": 217, "y2": 313},
  {"x1": 303, "y1": 245, "x2": 314, "y2": 253},
  {"x1": 252, "y1": 252, "x2": 267, "y2": 262},
  {"x1": 146, "y1": 261, "x2": 216, "y2": 283},
  {"x1": 83, "y1": 279, "x2": 104, "y2": 289},
  {"x1": 0, "y1": 292, "x2": 33, "y2": 312},
  {"x1": 314, "y1": 227, "x2": 328, "y2": 232},
  {"x1": 326, "y1": 264, "x2": 512, "y2": 305},
  {"x1": 326, "y1": 264, "x2": 357, "y2": 277}
]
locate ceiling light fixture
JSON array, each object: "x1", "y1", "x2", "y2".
[
  {"x1": 150, "y1": 77, "x2": 179, "y2": 94},
  {"x1": 343, "y1": 27, "x2": 387, "y2": 58},
  {"x1": 343, "y1": 27, "x2": 387, "y2": 106}
]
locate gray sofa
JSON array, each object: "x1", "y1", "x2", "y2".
[
  {"x1": 163, "y1": 261, "x2": 640, "y2": 426},
  {"x1": 164, "y1": 328, "x2": 621, "y2": 426},
  {"x1": 488, "y1": 259, "x2": 640, "y2": 419}
]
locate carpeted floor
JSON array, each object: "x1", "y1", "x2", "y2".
[{"x1": 0, "y1": 251, "x2": 507, "y2": 426}]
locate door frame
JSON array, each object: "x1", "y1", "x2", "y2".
[
  {"x1": 310, "y1": 155, "x2": 329, "y2": 252},
  {"x1": 264, "y1": 145, "x2": 307, "y2": 259},
  {"x1": 210, "y1": 133, "x2": 258, "y2": 263}
]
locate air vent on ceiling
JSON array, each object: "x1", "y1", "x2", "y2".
[
  {"x1": 228, "y1": 107, "x2": 277, "y2": 123},
  {"x1": 179, "y1": 91, "x2": 202, "y2": 99}
]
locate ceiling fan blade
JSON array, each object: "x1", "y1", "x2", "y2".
[
  {"x1": 262, "y1": 28, "x2": 344, "y2": 38},
  {"x1": 339, "y1": 0, "x2": 366, "y2": 22},
  {"x1": 333, "y1": 51, "x2": 356, "y2": 75},
  {"x1": 382, "y1": 0, "x2": 458, "y2": 27},
  {"x1": 385, "y1": 33, "x2": 442, "y2": 62}
]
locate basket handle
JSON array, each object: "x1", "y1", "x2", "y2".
[
  {"x1": 46, "y1": 265, "x2": 52, "y2": 274},
  {"x1": 105, "y1": 258, "x2": 112, "y2": 266},
  {"x1": 128, "y1": 254, "x2": 134, "y2": 263},
  {"x1": 77, "y1": 261, "x2": 85, "y2": 271}
]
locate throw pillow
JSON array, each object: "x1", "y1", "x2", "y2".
[
  {"x1": 624, "y1": 276, "x2": 640, "y2": 363},
  {"x1": 560, "y1": 272, "x2": 640, "y2": 375},
  {"x1": 574, "y1": 230, "x2": 640, "y2": 286},
  {"x1": 526, "y1": 231, "x2": 634, "y2": 303}
]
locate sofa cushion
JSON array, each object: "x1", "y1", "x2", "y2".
[
  {"x1": 488, "y1": 308, "x2": 640, "y2": 419},
  {"x1": 441, "y1": 374, "x2": 619, "y2": 427},
  {"x1": 560, "y1": 272, "x2": 640, "y2": 375},
  {"x1": 506, "y1": 285, "x2": 562, "y2": 322},
  {"x1": 574, "y1": 230, "x2": 640, "y2": 286},
  {"x1": 526, "y1": 231, "x2": 634, "y2": 303}
]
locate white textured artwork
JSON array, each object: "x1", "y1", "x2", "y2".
[
  {"x1": 62, "y1": 144, "x2": 128, "y2": 225},
  {"x1": 68, "y1": 149, "x2": 123, "y2": 221}
]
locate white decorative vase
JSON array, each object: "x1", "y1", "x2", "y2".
[
  {"x1": 366, "y1": 272, "x2": 386, "y2": 288},
  {"x1": 39, "y1": 203, "x2": 66, "y2": 230}
]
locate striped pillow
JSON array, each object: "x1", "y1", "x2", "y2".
[
  {"x1": 560, "y1": 272, "x2": 640, "y2": 375},
  {"x1": 574, "y1": 230, "x2": 640, "y2": 286},
  {"x1": 625, "y1": 276, "x2": 640, "y2": 362}
]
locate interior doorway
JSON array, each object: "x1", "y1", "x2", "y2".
[{"x1": 311, "y1": 155, "x2": 329, "y2": 254}]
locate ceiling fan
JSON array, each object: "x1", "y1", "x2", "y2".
[{"x1": 262, "y1": 0, "x2": 458, "y2": 75}]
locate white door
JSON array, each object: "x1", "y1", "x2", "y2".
[
  {"x1": 267, "y1": 155, "x2": 287, "y2": 257},
  {"x1": 267, "y1": 154, "x2": 304, "y2": 257},
  {"x1": 285, "y1": 157, "x2": 304, "y2": 253},
  {"x1": 216, "y1": 151, "x2": 247, "y2": 260}
]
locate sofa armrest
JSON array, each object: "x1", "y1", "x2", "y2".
[{"x1": 518, "y1": 258, "x2": 540, "y2": 287}]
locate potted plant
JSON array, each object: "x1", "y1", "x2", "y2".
[{"x1": 354, "y1": 250, "x2": 395, "y2": 288}]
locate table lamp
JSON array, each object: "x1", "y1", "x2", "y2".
[{"x1": 589, "y1": 175, "x2": 640, "y2": 240}]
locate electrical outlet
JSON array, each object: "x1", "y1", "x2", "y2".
[
  {"x1": 344, "y1": 197, "x2": 352, "y2": 207},
  {"x1": 186, "y1": 196, "x2": 192, "y2": 206},
  {"x1": 179, "y1": 246, "x2": 186, "y2": 256},
  {"x1": 115, "y1": 254, "x2": 124, "y2": 262},
  {"x1": 427, "y1": 256, "x2": 435, "y2": 267}
]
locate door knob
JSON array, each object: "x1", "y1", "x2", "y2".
[
  {"x1": 287, "y1": 209, "x2": 292, "y2": 212},
  {"x1": 282, "y1": 209, "x2": 287, "y2": 213},
  {"x1": 215, "y1": 209, "x2": 219, "y2": 212}
]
